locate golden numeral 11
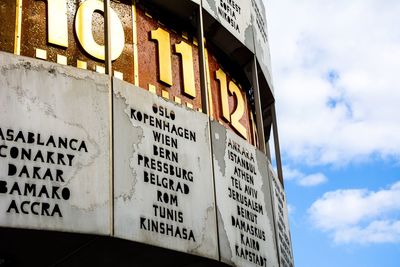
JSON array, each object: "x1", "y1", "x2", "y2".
[{"x1": 151, "y1": 28, "x2": 196, "y2": 98}]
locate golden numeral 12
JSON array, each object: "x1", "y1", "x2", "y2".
[{"x1": 215, "y1": 68, "x2": 248, "y2": 140}]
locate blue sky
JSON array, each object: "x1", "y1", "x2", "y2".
[{"x1": 266, "y1": 0, "x2": 400, "y2": 266}]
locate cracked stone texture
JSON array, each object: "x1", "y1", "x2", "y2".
[
  {"x1": 211, "y1": 122, "x2": 279, "y2": 267},
  {"x1": 211, "y1": 120, "x2": 227, "y2": 178},
  {"x1": 269, "y1": 163, "x2": 295, "y2": 267},
  {"x1": 113, "y1": 78, "x2": 218, "y2": 260},
  {"x1": 0, "y1": 52, "x2": 110, "y2": 235},
  {"x1": 257, "y1": 150, "x2": 280, "y2": 267},
  {"x1": 251, "y1": 0, "x2": 273, "y2": 92},
  {"x1": 244, "y1": 24, "x2": 255, "y2": 52},
  {"x1": 217, "y1": 207, "x2": 234, "y2": 266},
  {"x1": 202, "y1": 0, "x2": 254, "y2": 52}
]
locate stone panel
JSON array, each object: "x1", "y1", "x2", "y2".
[
  {"x1": 269, "y1": 164, "x2": 295, "y2": 267},
  {"x1": 203, "y1": 0, "x2": 254, "y2": 52},
  {"x1": 113, "y1": 78, "x2": 218, "y2": 260},
  {"x1": 0, "y1": 52, "x2": 110, "y2": 235},
  {"x1": 251, "y1": 0, "x2": 273, "y2": 91},
  {"x1": 211, "y1": 121, "x2": 278, "y2": 267}
]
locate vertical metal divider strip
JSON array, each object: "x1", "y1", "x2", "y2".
[
  {"x1": 251, "y1": 58, "x2": 266, "y2": 154},
  {"x1": 14, "y1": 0, "x2": 22, "y2": 55},
  {"x1": 104, "y1": 0, "x2": 112, "y2": 75},
  {"x1": 271, "y1": 105, "x2": 284, "y2": 186},
  {"x1": 265, "y1": 107, "x2": 282, "y2": 266},
  {"x1": 197, "y1": 0, "x2": 221, "y2": 261},
  {"x1": 251, "y1": 49, "x2": 281, "y2": 265},
  {"x1": 250, "y1": 112, "x2": 258, "y2": 148},
  {"x1": 266, "y1": 139, "x2": 272, "y2": 162},
  {"x1": 204, "y1": 48, "x2": 214, "y2": 119},
  {"x1": 132, "y1": 0, "x2": 139, "y2": 86},
  {"x1": 103, "y1": 0, "x2": 114, "y2": 236}
]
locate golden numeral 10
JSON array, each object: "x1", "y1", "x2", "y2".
[
  {"x1": 150, "y1": 28, "x2": 196, "y2": 98},
  {"x1": 216, "y1": 69, "x2": 248, "y2": 140},
  {"x1": 45, "y1": 0, "x2": 125, "y2": 60}
]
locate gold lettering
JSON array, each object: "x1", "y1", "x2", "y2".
[
  {"x1": 174, "y1": 96, "x2": 181, "y2": 104},
  {"x1": 175, "y1": 41, "x2": 196, "y2": 98},
  {"x1": 215, "y1": 68, "x2": 248, "y2": 139},
  {"x1": 150, "y1": 28, "x2": 172, "y2": 86},
  {"x1": 204, "y1": 48, "x2": 214, "y2": 118},
  {"x1": 148, "y1": 84, "x2": 157, "y2": 94},
  {"x1": 162, "y1": 90, "x2": 169, "y2": 99},
  {"x1": 229, "y1": 81, "x2": 248, "y2": 139},
  {"x1": 215, "y1": 68, "x2": 230, "y2": 122},
  {"x1": 77, "y1": 60, "x2": 87, "y2": 69},
  {"x1": 75, "y1": 0, "x2": 125, "y2": 61},
  {"x1": 45, "y1": 0, "x2": 68, "y2": 47},
  {"x1": 250, "y1": 112, "x2": 258, "y2": 146}
]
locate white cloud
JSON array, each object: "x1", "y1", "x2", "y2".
[
  {"x1": 308, "y1": 181, "x2": 400, "y2": 244},
  {"x1": 298, "y1": 173, "x2": 327, "y2": 187},
  {"x1": 282, "y1": 165, "x2": 303, "y2": 181},
  {"x1": 267, "y1": 0, "x2": 400, "y2": 165},
  {"x1": 283, "y1": 165, "x2": 327, "y2": 186},
  {"x1": 287, "y1": 203, "x2": 295, "y2": 216},
  {"x1": 334, "y1": 220, "x2": 400, "y2": 244}
]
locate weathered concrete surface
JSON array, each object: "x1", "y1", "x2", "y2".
[
  {"x1": 0, "y1": 52, "x2": 110, "y2": 235},
  {"x1": 269, "y1": 163, "x2": 295, "y2": 267},
  {"x1": 251, "y1": 0, "x2": 273, "y2": 92},
  {"x1": 203, "y1": 0, "x2": 254, "y2": 52},
  {"x1": 113, "y1": 78, "x2": 218, "y2": 260},
  {"x1": 211, "y1": 121, "x2": 279, "y2": 267}
]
